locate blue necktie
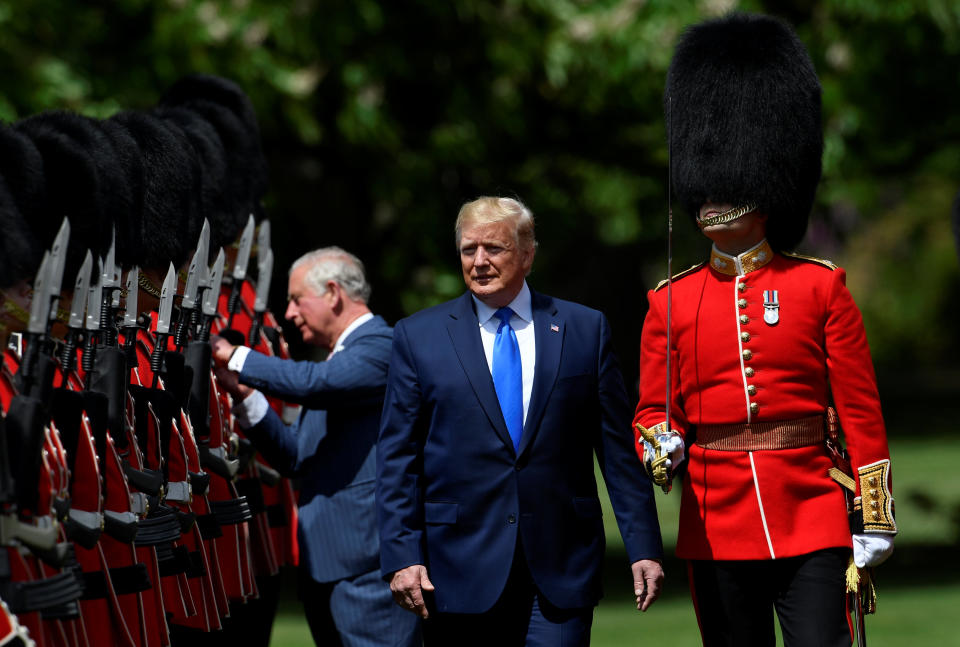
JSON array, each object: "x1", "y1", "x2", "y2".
[{"x1": 492, "y1": 307, "x2": 523, "y2": 451}]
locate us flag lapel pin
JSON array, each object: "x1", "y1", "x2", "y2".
[{"x1": 550, "y1": 324, "x2": 559, "y2": 332}]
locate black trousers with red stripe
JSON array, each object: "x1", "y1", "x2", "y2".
[{"x1": 689, "y1": 547, "x2": 851, "y2": 647}]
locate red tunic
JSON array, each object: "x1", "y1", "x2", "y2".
[{"x1": 634, "y1": 240, "x2": 893, "y2": 561}]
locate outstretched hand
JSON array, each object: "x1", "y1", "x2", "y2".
[{"x1": 632, "y1": 559, "x2": 664, "y2": 612}]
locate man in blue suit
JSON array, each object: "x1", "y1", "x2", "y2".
[
  {"x1": 212, "y1": 247, "x2": 420, "y2": 647},
  {"x1": 377, "y1": 197, "x2": 665, "y2": 645}
]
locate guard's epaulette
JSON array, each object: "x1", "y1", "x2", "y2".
[
  {"x1": 781, "y1": 251, "x2": 838, "y2": 270},
  {"x1": 654, "y1": 262, "x2": 706, "y2": 291}
]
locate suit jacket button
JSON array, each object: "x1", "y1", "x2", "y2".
[
  {"x1": 739, "y1": 315, "x2": 750, "y2": 324},
  {"x1": 749, "y1": 402, "x2": 759, "y2": 414},
  {"x1": 738, "y1": 282, "x2": 747, "y2": 292},
  {"x1": 507, "y1": 514, "x2": 516, "y2": 524},
  {"x1": 742, "y1": 349, "x2": 753, "y2": 360},
  {"x1": 744, "y1": 367, "x2": 755, "y2": 377},
  {"x1": 747, "y1": 385, "x2": 757, "y2": 396},
  {"x1": 740, "y1": 332, "x2": 751, "y2": 342},
  {"x1": 738, "y1": 298, "x2": 748, "y2": 309}
]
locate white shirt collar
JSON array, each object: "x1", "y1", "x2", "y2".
[
  {"x1": 332, "y1": 312, "x2": 374, "y2": 353},
  {"x1": 472, "y1": 281, "x2": 532, "y2": 327}
]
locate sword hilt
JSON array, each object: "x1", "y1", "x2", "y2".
[{"x1": 636, "y1": 422, "x2": 673, "y2": 493}]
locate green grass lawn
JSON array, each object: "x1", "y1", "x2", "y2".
[{"x1": 268, "y1": 435, "x2": 960, "y2": 646}]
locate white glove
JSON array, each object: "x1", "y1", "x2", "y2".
[
  {"x1": 657, "y1": 432, "x2": 685, "y2": 471},
  {"x1": 852, "y1": 533, "x2": 895, "y2": 568},
  {"x1": 641, "y1": 430, "x2": 685, "y2": 473}
]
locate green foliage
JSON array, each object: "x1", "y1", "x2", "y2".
[{"x1": 1, "y1": 0, "x2": 958, "y2": 387}]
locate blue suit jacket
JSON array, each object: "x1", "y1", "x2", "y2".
[
  {"x1": 377, "y1": 291, "x2": 663, "y2": 613},
  {"x1": 239, "y1": 315, "x2": 392, "y2": 583}
]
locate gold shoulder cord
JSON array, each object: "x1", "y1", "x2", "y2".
[{"x1": 782, "y1": 251, "x2": 838, "y2": 270}]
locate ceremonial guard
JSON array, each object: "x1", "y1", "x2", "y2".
[
  {"x1": 634, "y1": 13, "x2": 897, "y2": 647},
  {"x1": 0, "y1": 73, "x2": 294, "y2": 647}
]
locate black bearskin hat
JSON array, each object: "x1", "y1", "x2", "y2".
[
  {"x1": 95, "y1": 118, "x2": 146, "y2": 269},
  {"x1": 153, "y1": 104, "x2": 233, "y2": 258},
  {"x1": 14, "y1": 111, "x2": 117, "y2": 278},
  {"x1": 157, "y1": 74, "x2": 268, "y2": 250},
  {"x1": 0, "y1": 124, "x2": 48, "y2": 224},
  {"x1": 665, "y1": 13, "x2": 822, "y2": 251},
  {"x1": 0, "y1": 125, "x2": 46, "y2": 286},
  {"x1": 0, "y1": 176, "x2": 44, "y2": 289},
  {"x1": 108, "y1": 110, "x2": 203, "y2": 270}
]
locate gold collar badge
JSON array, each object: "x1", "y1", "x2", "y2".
[{"x1": 710, "y1": 239, "x2": 774, "y2": 277}]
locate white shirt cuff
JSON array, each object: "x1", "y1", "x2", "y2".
[
  {"x1": 232, "y1": 389, "x2": 269, "y2": 429},
  {"x1": 227, "y1": 346, "x2": 253, "y2": 372}
]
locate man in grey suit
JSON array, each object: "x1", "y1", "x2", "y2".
[{"x1": 212, "y1": 247, "x2": 420, "y2": 647}]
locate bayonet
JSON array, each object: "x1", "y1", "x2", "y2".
[
  {"x1": 256, "y1": 220, "x2": 270, "y2": 264},
  {"x1": 157, "y1": 264, "x2": 177, "y2": 337},
  {"x1": 123, "y1": 267, "x2": 140, "y2": 329},
  {"x1": 121, "y1": 265, "x2": 141, "y2": 366},
  {"x1": 225, "y1": 214, "x2": 255, "y2": 328},
  {"x1": 232, "y1": 215, "x2": 255, "y2": 284},
  {"x1": 149, "y1": 264, "x2": 178, "y2": 380},
  {"x1": 100, "y1": 231, "x2": 121, "y2": 346},
  {"x1": 254, "y1": 248, "x2": 273, "y2": 314},
  {"x1": 184, "y1": 249, "x2": 223, "y2": 441},
  {"x1": 82, "y1": 258, "x2": 103, "y2": 374},
  {"x1": 197, "y1": 249, "x2": 224, "y2": 342},
  {"x1": 182, "y1": 220, "x2": 209, "y2": 312},
  {"x1": 204, "y1": 250, "x2": 225, "y2": 318},
  {"x1": 69, "y1": 252, "x2": 92, "y2": 330},
  {"x1": 45, "y1": 218, "x2": 71, "y2": 327},
  {"x1": 60, "y1": 251, "x2": 92, "y2": 371},
  {"x1": 176, "y1": 220, "x2": 209, "y2": 348},
  {"x1": 247, "y1": 218, "x2": 271, "y2": 346},
  {"x1": 248, "y1": 248, "x2": 273, "y2": 346},
  {"x1": 26, "y1": 253, "x2": 52, "y2": 336}
]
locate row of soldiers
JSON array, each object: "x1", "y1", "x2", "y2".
[{"x1": 0, "y1": 75, "x2": 297, "y2": 647}]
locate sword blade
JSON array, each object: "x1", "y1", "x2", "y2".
[{"x1": 665, "y1": 94, "x2": 673, "y2": 436}]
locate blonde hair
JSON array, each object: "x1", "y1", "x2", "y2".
[{"x1": 455, "y1": 196, "x2": 537, "y2": 252}]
